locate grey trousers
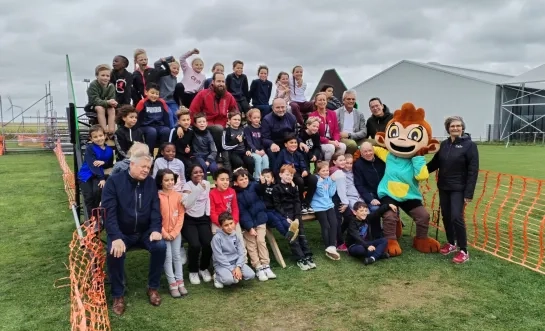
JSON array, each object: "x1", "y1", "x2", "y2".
[{"x1": 215, "y1": 263, "x2": 255, "y2": 286}]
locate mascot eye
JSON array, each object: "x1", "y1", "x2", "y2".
[
  {"x1": 407, "y1": 127, "x2": 424, "y2": 142},
  {"x1": 387, "y1": 124, "x2": 399, "y2": 138}
]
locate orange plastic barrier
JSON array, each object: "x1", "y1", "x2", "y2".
[
  {"x1": 0, "y1": 135, "x2": 4, "y2": 155},
  {"x1": 17, "y1": 134, "x2": 47, "y2": 147},
  {"x1": 420, "y1": 170, "x2": 545, "y2": 274},
  {"x1": 53, "y1": 139, "x2": 76, "y2": 208}
]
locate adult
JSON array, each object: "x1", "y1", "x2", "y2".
[
  {"x1": 427, "y1": 116, "x2": 479, "y2": 264},
  {"x1": 320, "y1": 84, "x2": 343, "y2": 110},
  {"x1": 309, "y1": 92, "x2": 346, "y2": 161},
  {"x1": 261, "y1": 98, "x2": 299, "y2": 166},
  {"x1": 101, "y1": 154, "x2": 166, "y2": 316},
  {"x1": 189, "y1": 72, "x2": 238, "y2": 167},
  {"x1": 335, "y1": 90, "x2": 367, "y2": 155},
  {"x1": 366, "y1": 97, "x2": 393, "y2": 139}
]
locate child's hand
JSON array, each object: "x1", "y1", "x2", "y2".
[
  {"x1": 388, "y1": 204, "x2": 398, "y2": 213},
  {"x1": 236, "y1": 134, "x2": 243, "y2": 142},
  {"x1": 200, "y1": 180, "x2": 207, "y2": 190},
  {"x1": 185, "y1": 146, "x2": 190, "y2": 153},
  {"x1": 368, "y1": 245, "x2": 376, "y2": 252},
  {"x1": 302, "y1": 170, "x2": 308, "y2": 177},
  {"x1": 270, "y1": 143, "x2": 280, "y2": 152},
  {"x1": 160, "y1": 57, "x2": 166, "y2": 62},
  {"x1": 177, "y1": 127, "x2": 184, "y2": 138},
  {"x1": 93, "y1": 160, "x2": 105, "y2": 167},
  {"x1": 257, "y1": 150, "x2": 265, "y2": 156},
  {"x1": 291, "y1": 181, "x2": 296, "y2": 187},
  {"x1": 98, "y1": 180, "x2": 106, "y2": 188},
  {"x1": 249, "y1": 228, "x2": 257, "y2": 236},
  {"x1": 108, "y1": 99, "x2": 118, "y2": 107},
  {"x1": 310, "y1": 155, "x2": 317, "y2": 162},
  {"x1": 286, "y1": 218, "x2": 292, "y2": 224},
  {"x1": 205, "y1": 161, "x2": 210, "y2": 167},
  {"x1": 299, "y1": 142, "x2": 309, "y2": 153},
  {"x1": 245, "y1": 151, "x2": 251, "y2": 156},
  {"x1": 259, "y1": 175, "x2": 266, "y2": 184},
  {"x1": 192, "y1": 48, "x2": 200, "y2": 55},
  {"x1": 232, "y1": 266, "x2": 242, "y2": 280},
  {"x1": 339, "y1": 204, "x2": 348, "y2": 213}
]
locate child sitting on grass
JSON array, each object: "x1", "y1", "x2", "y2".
[
  {"x1": 345, "y1": 201, "x2": 395, "y2": 265},
  {"x1": 114, "y1": 105, "x2": 144, "y2": 161},
  {"x1": 212, "y1": 212, "x2": 256, "y2": 288},
  {"x1": 152, "y1": 143, "x2": 186, "y2": 193}
]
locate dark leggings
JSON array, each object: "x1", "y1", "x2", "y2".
[
  {"x1": 293, "y1": 173, "x2": 318, "y2": 205},
  {"x1": 439, "y1": 190, "x2": 467, "y2": 249},
  {"x1": 229, "y1": 151, "x2": 255, "y2": 175},
  {"x1": 289, "y1": 101, "x2": 314, "y2": 126},
  {"x1": 181, "y1": 214, "x2": 213, "y2": 272},
  {"x1": 315, "y1": 208, "x2": 338, "y2": 248},
  {"x1": 174, "y1": 82, "x2": 197, "y2": 108}
]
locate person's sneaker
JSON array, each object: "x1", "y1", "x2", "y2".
[
  {"x1": 286, "y1": 220, "x2": 300, "y2": 243},
  {"x1": 213, "y1": 274, "x2": 223, "y2": 289},
  {"x1": 306, "y1": 256, "x2": 317, "y2": 269},
  {"x1": 439, "y1": 243, "x2": 457, "y2": 256},
  {"x1": 189, "y1": 272, "x2": 200, "y2": 285},
  {"x1": 297, "y1": 259, "x2": 311, "y2": 271},
  {"x1": 169, "y1": 282, "x2": 182, "y2": 298},
  {"x1": 256, "y1": 267, "x2": 269, "y2": 281},
  {"x1": 180, "y1": 246, "x2": 187, "y2": 265},
  {"x1": 364, "y1": 256, "x2": 376, "y2": 265},
  {"x1": 177, "y1": 280, "x2": 188, "y2": 296},
  {"x1": 199, "y1": 269, "x2": 212, "y2": 283},
  {"x1": 452, "y1": 250, "x2": 469, "y2": 264},
  {"x1": 301, "y1": 206, "x2": 309, "y2": 214},
  {"x1": 263, "y1": 265, "x2": 277, "y2": 279},
  {"x1": 380, "y1": 252, "x2": 390, "y2": 260},
  {"x1": 325, "y1": 246, "x2": 341, "y2": 260},
  {"x1": 336, "y1": 243, "x2": 348, "y2": 252},
  {"x1": 306, "y1": 206, "x2": 314, "y2": 213}
]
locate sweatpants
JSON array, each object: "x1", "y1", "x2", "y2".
[
  {"x1": 80, "y1": 177, "x2": 101, "y2": 218},
  {"x1": 181, "y1": 214, "x2": 213, "y2": 273},
  {"x1": 164, "y1": 233, "x2": 183, "y2": 284},
  {"x1": 214, "y1": 263, "x2": 255, "y2": 286},
  {"x1": 293, "y1": 172, "x2": 318, "y2": 206},
  {"x1": 381, "y1": 197, "x2": 430, "y2": 240},
  {"x1": 348, "y1": 238, "x2": 387, "y2": 260},
  {"x1": 315, "y1": 208, "x2": 338, "y2": 248},
  {"x1": 174, "y1": 83, "x2": 197, "y2": 108},
  {"x1": 439, "y1": 190, "x2": 467, "y2": 249},
  {"x1": 243, "y1": 224, "x2": 270, "y2": 269}
]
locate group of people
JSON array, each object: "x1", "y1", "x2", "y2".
[{"x1": 78, "y1": 48, "x2": 479, "y2": 317}]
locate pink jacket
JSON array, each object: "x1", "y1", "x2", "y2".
[
  {"x1": 179, "y1": 51, "x2": 206, "y2": 93},
  {"x1": 309, "y1": 110, "x2": 341, "y2": 143}
]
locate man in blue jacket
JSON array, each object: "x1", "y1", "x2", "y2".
[
  {"x1": 261, "y1": 98, "x2": 299, "y2": 166},
  {"x1": 101, "y1": 153, "x2": 166, "y2": 316}
]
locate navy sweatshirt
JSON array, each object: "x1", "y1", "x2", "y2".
[
  {"x1": 243, "y1": 125, "x2": 264, "y2": 152},
  {"x1": 226, "y1": 73, "x2": 250, "y2": 101},
  {"x1": 249, "y1": 78, "x2": 272, "y2": 106},
  {"x1": 274, "y1": 148, "x2": 307, "y2": 175},
  {"x1": 135, "y1": 97, "x2": 171, "y2": 127},
  {"x1": 235, "y1": 181, "x2": 268, "y2": 230},
  {"x1": 261, "y1": 112, "x2": 298, "y2": 148},
  {"x1": 353, "y1": 156, "x2": 386, "y2": 204}
]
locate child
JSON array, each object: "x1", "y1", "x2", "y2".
[
  {"x1": 226, "y1": 60, "x2": 250, "y2": 115},
  {"x1": 191, "y1": 112, "x2": 218, "y2": 174},
  {"x1": 274, "y1": 71, "x2": 291, "y2": 112},
  {"x1": 77, "y1": 125, "x2": 114, "y2": 217},
  {"x1": 244, "y1": 108, "x2": 269, "y2": 179},
  {"x1": 135, "y1": 82, "x2": 172, "y2": 153},
  {"x1": 249, "y1": 65, "x2": 272, "y2": 116},
  {"x1": 174, "y1": 48, "x2": 205, "y2": 107},
  {"x1": 311, "y1": 161, "x2": 341, "y2": 260},
  {"x1": 131, "y1": 49, "x2": 172, "y2": 105},
  {"x1": 110, "y1": 55, "x2": 132, "y2": 106},
  {"x1": 169, "y1": 107, "x2": 195, "y2": 169},
  {"x1": 204, "y1": 63, "x2": 224, "y2": 89},
  {"x1": 86, "y1": 64, "x2": 117, "y2": 136},
  {"x1": 111, "y1": 142, "x2": 149, "y2": 175},
  {"x1": 274, "y1": 133, "x2": 318, "y2": 214},
  {"x1": 181, "y1": 164, "x2": 213, "y2": 285},
  {"x1": 114, "y1": 105, "x2": 144, "y2": 161},
  {"x1": 222, "y1": 111, "x2": 255, "y2": 175},
  {"x1": 345, "y1": 201, "x2": 395, "y2": 265},
  {"x1": 272, "y1": 164, "x2": 315, "y2": 270},
  {"x1": 233, "y1": 168, "x2": 276, "y2": 281},
  {"x1": 212, "y1": 212, "x2": 256, "y2": 288},
  {"x1": 289, "y1": 65, "x2": 314, "y2": 125},
  {"x1": 156, "y1": 168, "x2": 187, "y2": 297},
  {"x1": 152, "y1": 143, "x2": 186, "y2": 193},
  {"x1": 298, "y1": 116, "x2": 322, "y2": 168},
  {"x1": 155, "y1": 56, "x2": 179, "y2": 127}
]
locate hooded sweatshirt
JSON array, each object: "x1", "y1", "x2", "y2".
[
  {"x1": 154, "y1": 58, "x2": 176, "y2": 102},
  {"x1": 191, "y1": 126, "x2": 217, "y2": 161},
  {"x1": 179, "y1": 51, "x2": 206, "y2": 93},
  {"x1": 366, "y1": 106, "x2": 393, "y2": 139},
  {"x1": 135, "y1": 97, "x2": 171, "y2": 127},
  {"x1": 212, "y1": 228, "x2": 246, "y2": 270},
  {"x1": 310, "y1": 176, "x2": 337, "y2": 212},
  {"x1": 158, "y1": 190, "x2": 184, "y2": 239},
  {"x1": 110, "y1": 69, "x2": 133, "y2": 105}
]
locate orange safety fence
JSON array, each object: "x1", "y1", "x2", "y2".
[
  {"x1": 420, "y1": 170, "x2": 545, "y2": 275},
  {"x1": 54, "y1": 139, "x2": 76, "y2": 208},
  {"x1": 17, "y1": 134, "x2": 47, "y2": 147}
]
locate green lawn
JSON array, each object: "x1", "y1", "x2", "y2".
[{"x1": 1, "y1": 146, "x2": 544, "y2": 331}]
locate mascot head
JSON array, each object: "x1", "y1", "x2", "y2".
[{"x1": 375, "y1": 103, "x2": 439, "y2": 158}]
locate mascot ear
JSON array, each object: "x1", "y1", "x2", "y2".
[
  {"x1": 427, "y1": 138, "x2": 440, "y2": 154},
  {"x1": 375, "y1": 132, "x2": 386, "y2": 147}
]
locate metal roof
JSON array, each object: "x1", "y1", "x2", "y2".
[{"x1": 502, "y1": 63, "x2": 545, "y2": 85}]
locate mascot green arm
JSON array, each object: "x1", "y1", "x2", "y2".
[
  {"x1": 373, "y1": 146, "x2": 389, "y2": 162},
  {"x1": 412, "y1": 155, "x2": 429, "y2": 181}
]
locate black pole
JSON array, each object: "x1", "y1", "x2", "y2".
[{"x1": 67, "y1": 104, "x2": 87, "y2": 222}]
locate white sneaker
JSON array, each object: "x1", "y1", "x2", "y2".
[
  {"x1": 325, "y1": 246, "x2": 341, "y2": 260},
  {"x1": 256, "y1": 267, "x2": 268, "y2": 282},
  {"x1": 263, "y1": 265, "x2": 277, "y2": 279},
  {"x1": 189, "y1": 272, "x2": 200, "y2": 285},
  {"x1": 199, "y1": 269, "x2": 212, "y2": 283},
  {"x1": 180, "y1": 246, "x2": 187, "y2": 265},
  {"x1": 213, "y1": 274, "x2": 223, "y2": 289},
  {"x1": 301, "y1": 207, "x2": 309, "y2": 214}
]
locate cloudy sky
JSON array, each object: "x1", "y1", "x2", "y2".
[{"x1": 1, "y1": 0, "x2": 544, "y2": 121}]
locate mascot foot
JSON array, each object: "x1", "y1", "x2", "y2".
[
  {"x1": 413, "y1": 237, "x2": 440, "y2": 253},
  {"x1": 386, "y1": 239, "x2": 403, "y2": 257},
  {"x1": 396, "y1": 219, "x2": 403, "y2": 239}
]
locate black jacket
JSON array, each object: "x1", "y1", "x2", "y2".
[
  {"x1": 272, "y1": 182, "x2": 302, "y2": 221},
  {"x1": 102, "y1": 170, "x2": 162, "y2": 240},
  {"x1": 427, "y1": 134, "x2": 479, "y2": 199},
  {"x1": 345, "y1": 204, "x2": 390, "y2": 247},
  {"x1": 353, "y1": 156, "x2": 386, "y2": 204},
  {"x1": 298, "y1": 129, "x2": 322, "y2": 162},
  {"x1": 366, "y1": 107, "x2": 393, "y2": 139},
  {"x1": 169, "y1": 126, "x2": 194, "y2": 160},
  {"x1": 110, "y1": 69, "x2": 133, "y2": 105},
  {"x1": 114, "y1": 126, "x2": 144, "y2": 161},
  {"x1": 131, "y1": 64, "x2": 171, "y2": 105}
]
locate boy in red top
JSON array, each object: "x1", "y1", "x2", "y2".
[{"x1": 209, "y1": 168, "x2": 247, "y2": 261}]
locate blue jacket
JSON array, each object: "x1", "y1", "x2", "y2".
[
  {"x1": 261, "y1": 112, "x2": 298, "y2": 148},
  {"x1": 77, "y1": 143, "x2": 114, "y2": 182},
  {"x1": 310, "y1": 176, "x2": 337, "y2": 212},
  {"x1": 101, "y1": 170, "x2": 162, "y2": 241},
  {"x1": 353, "y1": 156, "x2": 386, "y2": 204},
  {"x1": 234, "y1": 182, "x2": 268, "y2": 230},
  {"x1": 249, "y1": 78, "x2": 272, "y2": 106},
  {"x1": 274, "y1": 148, "x2": 307, "y2": 174}
]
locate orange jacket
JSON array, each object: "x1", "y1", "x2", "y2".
[{"x1": 158, "y1": 190, "x2": 184, "y2": 240}]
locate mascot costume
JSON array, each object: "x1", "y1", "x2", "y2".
[{"x1": 373, "y1": 102, "x2": 441, "y2": 256}]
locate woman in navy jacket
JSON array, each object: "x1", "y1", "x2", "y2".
[{"x1": 427, "y1": 116, "x2": 479, "y2": 264}]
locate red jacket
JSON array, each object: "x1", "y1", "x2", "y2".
[
  {"x1": 189, "y1": 87, "x2": 238, "y2": 126},
  {"x1": 309, "y1": 110, "x2": 341, "y2": 143},
  {"x1": 209, "y1": 187, "x2": 239, "y2": 227}
]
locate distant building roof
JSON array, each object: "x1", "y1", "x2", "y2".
[
  {"x1": 311, "y1": 69, "x2": 348, "y2": 100},
  {"x1": 502, "y1": 63, "x2": 545, "y2": 85}
]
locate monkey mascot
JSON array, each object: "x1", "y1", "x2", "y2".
[{"x1": 373, "y1": 102, "x2": 441, "y2": 256}]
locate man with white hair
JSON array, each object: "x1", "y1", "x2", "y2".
[
  {"x1": 101, "y1": 154, "x2": 166, "y2": 316},
  {"x1": 335, "y1": 90, "x2": 367, "y2": 154}
]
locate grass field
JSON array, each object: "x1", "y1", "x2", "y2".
[{"x1": 1, "y1": 145, "x2": 545, "y2": 331}]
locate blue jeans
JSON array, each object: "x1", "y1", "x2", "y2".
[
  {"x1": 194, "y1": 156, "x2": 219, "y2": 175},
  {"x1": 251, "y1": 152, "x2": 269, "y2": 179},
  {"x1": 140, "y1": 125, "x2": 171, "y2": 153},
  {"x1": 166, "y1": 100, "x2": 178, "y2": 128},
  {"x1": 266, "y1": 210, "x2": 289, "y2": 236},
  {"x1": 254, "y1": 104, "x2": 271, "y2": 117},
  {"x1": 107, "y1": 232, "x2": 167, "y2": 298},
  {"x1": 266, "y1": 209, "x2": 312, "y2": 260},
  {"x1": 348, "y1": 238, "x2": 387, "y2": 260}
]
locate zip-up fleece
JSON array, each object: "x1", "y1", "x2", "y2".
[
  {"x1": 102, "y1": 170, "x2": 162, "y2": 241},
  {"x1": 114, "y1": 125, "x2": 144, "y2": 161},
  {"x1": 189, "y1": 87, "x2": 238, "y2": 126},
  {"x1": 158, "y1": 190, "x2": 184, "y2": 239}
]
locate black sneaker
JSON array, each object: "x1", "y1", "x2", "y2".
[
  {"x1": 306, "y1": 256, "x2": 316, "y2": 269},
  {"x1": 380, "y1": 252, "x2": 390, "y2": 260},
  {"x1": 364, "y1": 256, "x2": 376, "y2": 265}
]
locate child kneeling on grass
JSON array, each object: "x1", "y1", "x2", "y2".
[
  {"x1": 233, "y1": 168, "x2": 276, "y2": 281},
  {"x1": 212, "y1": 212, "x2": 256, "y2": 288},
  {"x1": 345, "y1": 201, "x2": 395, "y2": 265}
]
